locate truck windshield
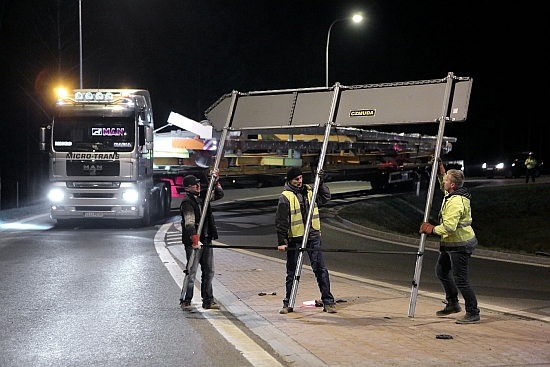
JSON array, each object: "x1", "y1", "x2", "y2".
[{"x1": 52, "y1": 116, "x2": 135, "y2": 152}]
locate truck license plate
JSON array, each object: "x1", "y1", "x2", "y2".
[{"x1": 84, "y1": 212, "x2": 103, "y2": 218}]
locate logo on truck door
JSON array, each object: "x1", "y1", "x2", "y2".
[
  {"x1": 65, "y1": 152, "x2": 120, "y2": 160},
  {"x1": 349, "y1": 109, "x2": 376, "y2": 117},
  {"x1": 91, "y1": 127, "x2": 126, "y2": 136}
]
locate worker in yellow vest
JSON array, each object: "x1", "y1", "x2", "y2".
[
  {"x1": 524, "y1": 152, "x2": 537, "y2": 183},
  {"x1": 276, "y1": 167, "x2": 336, "y2": 314},
  {"x1": 420, "y1": 164, "x2": 480, "y2": 324}
]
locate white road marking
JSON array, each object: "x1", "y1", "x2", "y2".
[{"x1": 154, "y1": 223, "x2": 285, "y2": 367}]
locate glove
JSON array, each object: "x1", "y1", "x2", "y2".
[
  {"x1": 190, "y1": 234, "x2": 202, "y2": 249},
  {"x1": 317, "y1": 169, "x2": 324, "y2": 183},
  {"x1": 438, "y1": 162, "x2": 446, "y2": 176},
  {"x1": 419, "y1": 222, "x2": 435, "y2": 235},
  {"x1": 277, "y1": 244, "x2": 288, "y2": 252},
  {"x1": 211, "y1": 168, "x2": 220, "y2": 182},
  {"x1": 429, "y1": 156, "x2": 445, "y2": 175}
]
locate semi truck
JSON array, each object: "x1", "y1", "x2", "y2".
[{"x1": 39, "y1": 89, "x2": 172, "y2": 226}]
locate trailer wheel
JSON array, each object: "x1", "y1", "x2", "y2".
[{"x1": 370, "y1": 177, "x2": 386, "y2": 192}]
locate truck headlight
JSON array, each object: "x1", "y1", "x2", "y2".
[
  {"x1": 48, "y1": 189, "x2": 65, "y2": 202},
  {"x1": 496, "y1": 163, "x2": 504, "y2": 169},
  {"x1": 123, "y1": 190, "x2": 139, "y2": 203}
]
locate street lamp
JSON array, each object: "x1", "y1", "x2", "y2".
[
  {"x1": 325, "y1": 14, "x2": 363, "y2": 88},
  {"x1": 79, "y1": 0, "x2": 83, "y2": 89}
]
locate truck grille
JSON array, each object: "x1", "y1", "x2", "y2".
[
  {"x1": 66, "y1": 161, "x2": 120, "y2": 176},
  {"x1": 67, "y1": 181, "x2": 121, "y2": 188}
]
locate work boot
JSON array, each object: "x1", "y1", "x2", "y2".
[
  {"x1": 180, "y1": 300, "x2": 192, "y2": 311},
  {"x1": 279, "y1": 304, "x2": 293, "y2": 314},
  {"x1": 202, "y1": 302, "x2": 220, "y2": 310},
  {"x1": 436, "y1": 300, "x2": 461, "y2": 316},
  {"x1": 323, "y1": 304, "x2": 337, "y2": 314},
  {"x1": 456, "y1": 312, "x2": 480, "y2": 324}
]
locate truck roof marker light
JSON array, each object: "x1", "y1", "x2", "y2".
[{"x1": 73, "y1": 91, "x2": 115, "y2": 102}]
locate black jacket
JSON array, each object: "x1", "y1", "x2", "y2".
[{"x1": 180, "y1": 184, "x2": 224, "y2": 246}]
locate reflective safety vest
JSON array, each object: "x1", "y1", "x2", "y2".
[
  {"x1": 282, "y1": 186, "x2": 321, "y2": 238},
  {"x1": 434, "y1": 190, "x2": 477, "y2": 252},
  {"x1": 525, "y1": 157, "x2": 537, "y2": 170}
]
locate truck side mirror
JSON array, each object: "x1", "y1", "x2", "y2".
[
  {"x1": 145, "y1": 125, "x2": 153, "y2": 151},
  {"x1": 39, "y1": 125, "x2": 51, "y2": 152}
]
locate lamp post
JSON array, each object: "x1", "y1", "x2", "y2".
[
  {"x1": 325, "y1": 14, "x2": 362, "y2": 88},
  {"x1": 79, "y1": 0, "x2": 83, "y2": 89}
]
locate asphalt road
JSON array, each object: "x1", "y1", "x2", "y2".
[{"x1": 0, "y1": 218, "x2": 257, "y2": 367}]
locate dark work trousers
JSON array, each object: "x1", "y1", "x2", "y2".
[
  {"x1": 436, "y1": 251, "x2": 479, "y2": 315},
  {"x1": 526, "y1": 168, "x2": 536, "y2": 183},
  {"x1": 283, "y1": 236, "x2": 335, "y2": 307},
  {"x1": 183, "y1": 241, "x2": 215, "y2": 305}
]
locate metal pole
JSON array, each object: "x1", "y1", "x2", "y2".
[
  {"x1": 288, "y1": 83, "x2": 342, "y2": 309},
  {"x1": 79, "y1": 0, "x2": 83, "y2": 89},
  {"x1": 325, "y1": 15, "x2": 362, "y2": 88},
  {"x1": 180, "y1": 90, "x2": 238, "y2": 302},
  {"x1": 408, "y1": 72, "x2": 456, "y2": 317},
  {"x1": 326, "y1": 20, "x2": 337, "y2": 88},
  {"x1": 325, "y1": 19, "x2": 344, "y2": 88}
]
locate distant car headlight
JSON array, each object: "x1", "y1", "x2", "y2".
[
  {"x1": 123, "y1": 190, "x2": 139, "y2": 202},
  {"x1": 496, "y1": 163, "x2": 504, "y2": 169},
  {"x1": 48, "y1": 189, "x2": 65, "y2": 202},
  {"x1": 482, "y1": 163, "x2": 487, "y2": 169}
]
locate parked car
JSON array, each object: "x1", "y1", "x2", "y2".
[{"x1": 482, "y1": 152, "x2": 542, "y2": 178}]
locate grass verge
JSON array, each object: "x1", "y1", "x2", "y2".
[{"x1": 338, "y1": 182, "x2": 550, "y2": 255}]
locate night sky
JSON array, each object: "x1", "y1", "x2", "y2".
[{"x1": 0, "y1": 1, "x2": 547, "y2": 207}]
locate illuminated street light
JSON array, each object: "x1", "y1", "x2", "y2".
[
  {"x1": 79, "y1": 0, "x2": 83, "y2": 88},
  {"x1": 325, "y1": 14, "x2": 363, "y2": 88}
]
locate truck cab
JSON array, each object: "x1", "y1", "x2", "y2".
[{"x1": 40, "y1": 89, "x2": 170, "y2": 225}]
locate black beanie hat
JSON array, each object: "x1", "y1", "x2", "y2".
[{"x1": 286, "y1": 167, "x2": 302, "y2": 182}]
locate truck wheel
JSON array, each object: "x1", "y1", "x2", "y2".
[
  {"x1": 137, "y1": 199, "x2": 151, "y2": 227},
  {"x1": 159, "y1": 182, "x2": 171, "y2": 217},
  {"x1": 163, "y1": 187, "x2": 171, "y2": 217}
]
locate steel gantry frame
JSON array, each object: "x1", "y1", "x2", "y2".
[{"x1": 181, "y1": 72, "x2": 472, "y2": 317}]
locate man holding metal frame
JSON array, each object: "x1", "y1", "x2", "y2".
[
  {"x1": 180, "y1": 172, "x2": 224, "y2": 311},
  {"x1": 419, "y1": 163, "x2": 480, "y2": 324},
  {"x1": 276, "y1": 167, "x2": 336, "y2": 314}
]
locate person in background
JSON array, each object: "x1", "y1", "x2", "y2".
[
  {"x1": 276, "y1": 167, "x2": 336, "y2": 314},
  {"x1": 524, "y1": 152, "x2": 537, "y2": 183},
  {"x1": 419, "y1": 163, "x2": 480, "y2": 324},
  {"x1": 179, "y1": 171, "x2": 224, "y2": 311}
]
